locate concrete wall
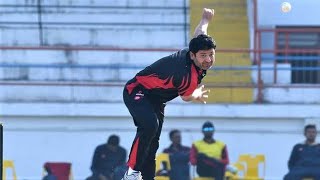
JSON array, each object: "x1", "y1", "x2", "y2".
[
  {"x1": 2, "y1": 61, "x2": 320, "y2": 104},
  {"x1": 1, "y1": 0, "x2": 319, "y2": 103},
  {"x1": 0, "y1": 0, "x2": 187, "y2": 47},
  {"x1": 257, "y1": 0, "x2": 320, "y2": 27},
  {"x1": 253, "y1": 0, "x2": 320, "y2": 61}
]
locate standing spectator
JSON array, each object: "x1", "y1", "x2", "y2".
[
  {"x1": 284, "y1": 124, "x2": 320, "y2": 180},
  {"x1": 190, "y1": 121, "x2": 229, "y2": 180},
  {"x1": 163, "y1": 129, "x2": 190, "y2": 180},
  {"x1": 87, "y1": 135, "x2": 127, "y2": 180}
]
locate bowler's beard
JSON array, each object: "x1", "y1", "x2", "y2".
[{"x1": 194, "y1": 58, "x2": 212, "y2": 70}]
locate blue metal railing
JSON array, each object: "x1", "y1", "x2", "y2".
[
  {"x1": 262, "y1": 55, "x2": 320, "y2": 61},
  {"x1": 0, "y1": 63, "x2": 319, "y2": 71}
]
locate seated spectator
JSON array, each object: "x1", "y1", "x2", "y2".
[
  {"x1": 284, "y1": 124, "x2": 320, "y2": 180},
  {"x1": 163, "y1": 129, "x2": 191, "y2": 180},
  {"x1": 87, "y1": 135, "x2": 127, "y2": 180},
  {"x1": 190, "y1": 121, "x2": 229, "y2": 180}
]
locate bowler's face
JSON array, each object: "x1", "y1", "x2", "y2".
[{"x1": 191, "y1": 49, "x2": 215, "y2": 70}]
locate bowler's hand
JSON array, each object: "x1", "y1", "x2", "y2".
[
  {"x1": 202, "y1": 8, "x2": 214, "y2": 22},
  {"x1": 191, "y1": 85, "x2": 210, "y2": 104}
]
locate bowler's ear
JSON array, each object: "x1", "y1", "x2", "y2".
[{"x1": 190, "y1": 51, "x2": 196, "y2": 60}]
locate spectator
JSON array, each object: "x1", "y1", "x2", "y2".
[
  {"x1": 163, "y1": 129, "x2": 191, "y2": 180},
  {"x1": 87, "y1": 135, "x2": 127, "y2": 180},
  {"x1": 284, "y1": 124, "x2": 320, "y2": 180},
  {"x1": 190, "y1": 121, "x2": 229, "y2": 180}
]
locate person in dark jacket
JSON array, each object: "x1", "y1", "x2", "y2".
[
  {"x1": 163, "y1": 129, "x2": 190, "y2": 180},
  {"x1": 284, "y1": 124, "x2": 320, "y2": 180},
  {"x1": 87, "y1": 135, "x2": 127, "y2": 180}
]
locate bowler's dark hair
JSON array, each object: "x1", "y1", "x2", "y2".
[
  {"x1": 169, "y1": 129, "x2": 180, "y2": 139},
  {"x1": 304, "y1": 124, "x2": 317, "y2": 133},
  {"x1": 189, "y1": 34, "x2": 216, "y2": 54}
]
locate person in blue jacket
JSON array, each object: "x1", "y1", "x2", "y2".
[
  {"x1": 284, "y1": 124, "x2": 320, "y2": 180},
  {"x1": 163, "y1": 129, "x2": 191, "y2": 180}
]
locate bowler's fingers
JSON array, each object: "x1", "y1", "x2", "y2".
[
  {"x1": 203, "y1": 8, "x2": 213, "y2": 13},
  {"x1": 198, "y1": 85, "x2": 210, "y2": 104},
  {"x1": 202, "y1": 89, "x2": 210, "y2": 95}
]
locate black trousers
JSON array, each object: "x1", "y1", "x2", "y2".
[
  {"x1": 196, "y1": 154, "x2": 225, "y2": 180},
  {"x1": 284, "y1": 167, "x2": 320, "y2": 180},
  {"x1": 123, "y1": 87, "x2": 165, "y2": 180}
]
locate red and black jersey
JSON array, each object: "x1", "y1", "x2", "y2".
[{"x1": 125, "y1": 48, "x2": 206, "y2": 103}]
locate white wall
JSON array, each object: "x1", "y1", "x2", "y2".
[
  {"x1": 2, "y1": 81, "x2": 320, "y2": 104},
  {"x1": 254, "y1": 0, "x2": 320, "y2": 60},
  {"x1": 258, "y1": 0, "x2": 320, "y2": 26},
  {"x1": 1, "y1": 0, "x2": 319, "y2": 104},
  {"x1": 0, "y1": 0, "x2": 187, "y2": 47}
]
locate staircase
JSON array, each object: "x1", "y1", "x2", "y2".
[{"x1": 190, "y1": 0, "x2": 253, "y2": 103}]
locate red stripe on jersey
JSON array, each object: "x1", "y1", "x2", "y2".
[
  {"x1": 178, "y1": 73, "x2": 189, "y2": 90},
  {"x1": 181, "y1": 64, "x2": 198, "y2": 96},
  {"x1": 126, "y1": 81, "x2": 139, "y2": 94},
  {"x1": 178, "y1": 76, "x2": 186, "y2": 89},
  {"x1": 127, "y1": 137, "x2": 140, "y2": 169},
  {"x1": 178, "y1": 74, "x2": 190, "y2": 95},
  {"x1": 136, "y1": 74, "x2": 175, "y2": 89}
]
